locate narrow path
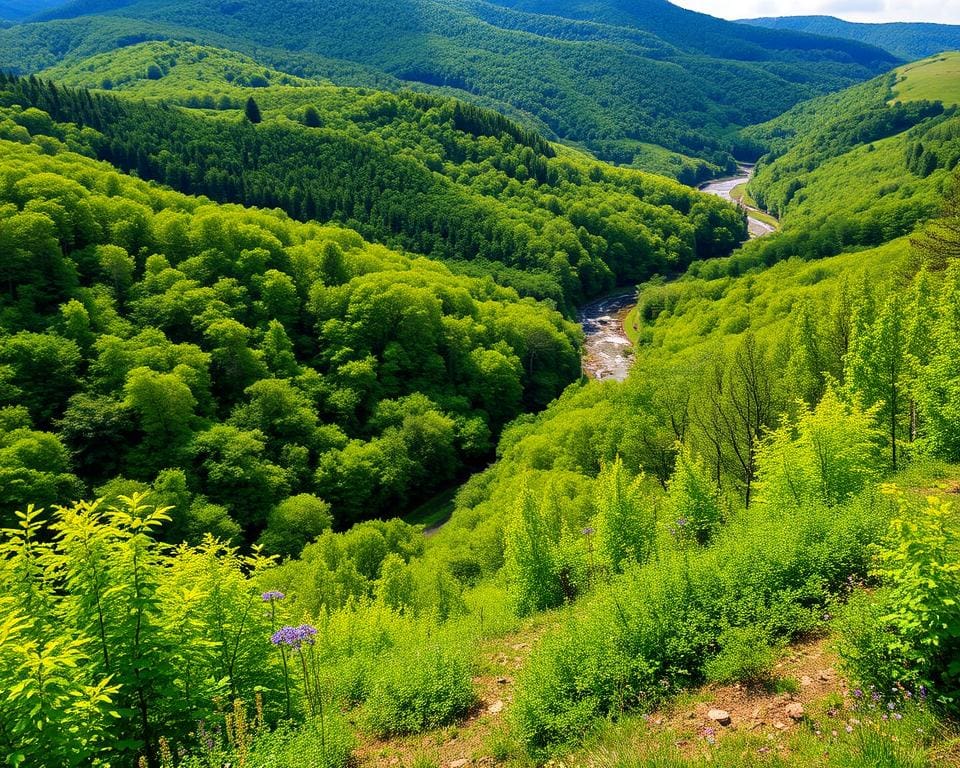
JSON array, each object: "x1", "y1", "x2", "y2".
[
  {"x1": 577, "y1": 289, "x2": 637, "y2": 381},
  {"x1": 700, "y1": 163, "x2": 777, "y2": 238}
]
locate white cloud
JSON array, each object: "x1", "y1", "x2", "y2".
[{"x1": 671, "y1": 0, "x2": 960, "y2": 25}]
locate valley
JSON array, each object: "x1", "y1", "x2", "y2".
[{"x1": 0, "y1": 3, "x2": 959, "y2": 768}]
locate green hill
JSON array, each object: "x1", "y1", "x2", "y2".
[
  {"x1": 0, "y1": 97, "x2": 590, "y2": 531},
  {"x1": 39, "y1": 38, "x2": 320, "y2": 94},
  {"x1": 732, "y1": 57, "x2": 959, "y2": 267},
  {"x1": 891, "y1": 51, "x2": 960, "y2": 107},
  {"x1": 2, "y1": 70, "x2": 747, "y2": 309},
  {"x1": 0, "y1": 0, "x2": 898, "y2": 168},
  {"x1": 742, "y1": 15, "x2": 960, "y2": 61}
]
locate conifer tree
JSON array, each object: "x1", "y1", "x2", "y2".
[{"x1": 244, "y1": 96, "x2": 262, "y2": 124}]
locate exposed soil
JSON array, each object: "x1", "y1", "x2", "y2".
[{"x1": 648, "y1": 636, "x2": 845, "y2": 751}]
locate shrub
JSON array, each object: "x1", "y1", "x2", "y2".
[
  {"x1": 364, "y1": 641, "x2": 476, "y2": 736},
  {"x1": 512, "y1": 495, "x2": 888, "y2": 752},
  {"x1": 503, "y1": 482, "x2": 563, "y2": 615},
  {"x1": 703, "y1": 626, "x2": 778, "y2": 686},
  {"x1": 180, "y1": 712, "x2": 353, "y2": 768},
  {"x1": 839, "y1": 491, "x2": 960, "y2": 710},
  {"x1": 755, "y1": 387, "x2": 883, "y2": 510},
  {"x1": 666, "y1": 444, "x2": 722, "y2": 546},
  {"x1": 592, "y1": 457, "x2": 656, "y2": 572}
]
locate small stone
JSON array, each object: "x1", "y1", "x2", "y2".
[
  {"x1": 818, "y1": 669, "x2": 834, "y2": 681},
  {"x1": 800, "y1": 675, "x2": 814, "y2": 687},
  {"x1": 488, "y1": 700, "x2": 504, "y2": 715},
  {"x1": 450, "y1": 760, "x2": 468, "y2": 768},
  {"x1": 785, "y1": 703, "x2": 805, "y2": 721},
  {"x1": 773, "y1": 721, "x2": 786, "y2": 730},
  {"x1": 389, "y1": 759, "x2": 400, "y2": 766},
  {"x1": 496, "y1": 676, "x2": 510, "y2": 685},
  {"x1": 708, "y1": 708, "x2": 732, "y2": 726}
]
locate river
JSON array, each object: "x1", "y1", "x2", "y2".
[
  {"x1": 577, "y1": 290, "x2": 637, "y2": 381},
  {"x1": 699, "y1": 163, "x2": 777, "y2": 238},
  {"x1": 578, "y1": 165, "x2": 776, "y2": 381}
]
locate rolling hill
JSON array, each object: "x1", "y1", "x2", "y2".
[
  {"x1": 0, "y1": 0, "x2": 898, "y2": 169},
  {"x1": 742, "y1": 15, "x2": 960, "y2": 62}
]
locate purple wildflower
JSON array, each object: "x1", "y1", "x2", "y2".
[
  {"x1": 262, "y1": 590, "x2": 285, "y2": 602},
  {"x1": 270, "y1": 624, "x2": 317, "y2": 648},
  {"x1": 893, "y1": 712, "x2": 902, "y2": 720},
  {"x1": 853, "y1": 688, "x2": 863, "y2": 698},
  {"x1": 582, "y1": 527, "x2": 595, "y2": 536},
  {"x1": 676, "y1": 517, "x2": 688, "y2": 527}
]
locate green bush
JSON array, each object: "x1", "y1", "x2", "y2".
[
  {"x1": 839, "y1": 491, "x2": 960, "y2": 710},
  {"x1": 363, "y1": 642, "x2": 476, "y2": 736},
  {"x1": 666, "y1": 444, "x2": 723, "y2": 546},
  {"x1": 703, "y1": 626, "x2": 779, "y2": 686},
  {"x1": 180, "y1": 713, "x2": 354, "y2": 768},
  {"x1": 511, "y1": 495, "x2": 889, "y2": 751}
]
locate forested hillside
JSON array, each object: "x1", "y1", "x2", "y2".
[
  {"x1": 0, "y1": 107, "x2": 590, "y2": 538},
  {"x1": 742, "y1": 15, "x2": 960, "y2": 61},
  {"x1": 0, "y1": 0, "x2": 897, "y2": 168},
  {"x1": 0, "y1": 71, "x2": 747, "y2": 309},
  {"x1": 731, "y1": 54, "x2": 960, "y2": 270},
  {"x1": 41, "y1": 39, "x2": 321, "y2": 93}
]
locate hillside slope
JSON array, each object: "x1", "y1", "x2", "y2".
[
  {"x1": 733, "y1": 54, "x2": 960, "y2": 266},
  {"x1": 742, "y1": 15, "x2": 960, "y2": 61},
  {"x1": 3, "y1": 68, "x2": 747, "y2": 309},
  {"x1": 0, "y1": 0, "x2": 897, "y2": 167}
]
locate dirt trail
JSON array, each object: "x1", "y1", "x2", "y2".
[{"x1": 353, "y1": 631, "x2": 861, "y2": 768}]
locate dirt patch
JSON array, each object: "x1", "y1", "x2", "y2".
[{"x1": 645, "y1": 636, "x2": 845, "y2": 754}]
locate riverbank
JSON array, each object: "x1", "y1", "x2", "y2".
[{"x1": 700, "y1": 164, "x2": 778, "y2": 238}]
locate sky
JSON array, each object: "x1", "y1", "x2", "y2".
[{"x1": 669, "y1": 0, "x2": 960, "y2": 25}]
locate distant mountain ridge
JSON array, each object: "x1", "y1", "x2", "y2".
[
  {"x1": 0, "y1": 0, "x2": 897, "y2": 170},
  {"x1": 0, "y1": 0, "x2": 61, "y2": 21},
  {"x1": 741, "y1": 15, "x2": 960, "y2": 61}
]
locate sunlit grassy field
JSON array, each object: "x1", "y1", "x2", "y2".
[{"x1": 891, "y1": 51, "x2": 960, "y2": 106}]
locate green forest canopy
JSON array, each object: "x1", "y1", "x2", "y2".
[{"x1": 0, "y1": 0, "x2": 897, "y2": 167}]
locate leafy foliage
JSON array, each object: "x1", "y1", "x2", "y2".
[
  {"x1": 363, "y1": 641, "x2": 475, "y2": 736},
  {"x1": 839, "y1": 490, "x2": 960, "y2": 711}
]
